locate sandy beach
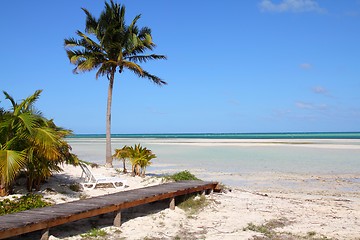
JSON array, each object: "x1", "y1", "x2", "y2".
[
  {"x1": 5, "y1": 166, "x2": 360, "y2": 239},
  {"x1": 3, "y1": 139, "x2": 360, "y2": 239}
]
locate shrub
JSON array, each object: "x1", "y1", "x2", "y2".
[
  {"x1": 165, "y1": 170, "x2": 200, "y2": 182},
  {"x1": 69, "y1": 183, "x2": 81, "y2": 192},
  {"x1": 0, "y1": 194, "x2": 52, "y2": 215}
]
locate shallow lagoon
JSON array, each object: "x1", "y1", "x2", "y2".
[{"x1": 67, "y1": 138, "x2": 360, "y2": 174}]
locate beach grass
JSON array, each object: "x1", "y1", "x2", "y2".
[
  {"x1": 243, "y1": 219, "x2": 335, "y2": 240},
  {"x1": 178, "y1": 194, "x2": 208, "y2": 215},
  {"x1": 80, "y1": 228, "x2": 107, "y2": 239}
]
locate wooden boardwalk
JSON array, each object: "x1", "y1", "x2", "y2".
[{"x1": 0, "y1": 180, "x2": 218, "y2": 240}]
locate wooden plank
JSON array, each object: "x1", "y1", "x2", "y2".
[{"x1": 0, "y1": 180, "x2": 218, "y2": 239}]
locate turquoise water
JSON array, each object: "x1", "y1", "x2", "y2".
[
  {"x1": 68, "y1": 132, "x2": 360, "y2": 139},
  {"x1": 67, "y1": 136, "x2": 360, "y2": 176},
  {"x1": 67, "y1": 133, "x2": 360, "y2": 188}
]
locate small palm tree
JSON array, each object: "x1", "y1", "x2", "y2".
[
  {"x1": 64, "y1": 1, "x2": 166, "y2": 168},
  {"x1": 0, "y1": 90, "x2": 78, "y2": 195},
  {"x1": 113, "y1": 145, "x2": 130, "y2": 173},
  {"x1": 124, "y1": 144, "x2": 156, "y2": 177},
  {"x1": 137, "y1": 150, "x2": 156, "y2": 177}
]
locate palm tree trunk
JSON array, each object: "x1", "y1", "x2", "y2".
[
  {"x1": 123, "y1": 159, "x2": 127, "y2": 173},
  {"x1": 131, "y1": 164, "x2": 136, "y2": 177},
  {"x1": 105, "y1": 72, "x2": 115, "y2": 168},
  {"x1": 0, "y1": 177, "x2": 7, "y2": 197},
  {"x1": 136, "y1": 164, "x2": 141, "y2": 176}
]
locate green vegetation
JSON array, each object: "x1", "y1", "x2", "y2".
[
  {"x1": 0, "y1": 194, "x2": 51, "y2": 216},
  {"x1": 244, "y1": 222, "x2": 275, "y2": 239},
  {"x1": 165, "y1": 171, "x2": 200, "y2": 182},
  {"x1": 64, "y1": 0, "x2": 166, "y2": 168},
  {"x1": 307, "y1": 231, "x2": 317, "y2": 237},
  {"x1": 69, "y1": 183, "x2": 81, "y2": 192},
  {"x1": 80, "y1": 228, "x2": 107, "y2": 239},
  {"x1": 113, "y1": 144, "x2": 156, "y2": 177},
  {"x1": 243, "y1": 219, "x2": 335, "y2": 240},
  {"x1": 178, "y1": 195, "x2": 208, "y2": 215},
  {"x1": 113, "y1": 146, "x2": 130, "y2": 173},
  {"x1": 0, "y1": 90, "x2": 79, "y2": 196}
]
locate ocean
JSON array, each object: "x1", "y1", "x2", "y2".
[
  {"x1": 68, "y1": 132, "x2": 360, "y2": 139},
  {"x1": 67, "y1": 132, "x2": 360, "y2": 186}
]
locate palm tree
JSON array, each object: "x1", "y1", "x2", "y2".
[
  {"x1": 125, "y1": 144, "x2": 156, "y2": 177},
  {"x1": 113, "y1": 145, "x2": 130, "y2": 173},
  {"x1": 137, "y1": 150, "x2": 156, "y2": 177},
  {"x1": 64, "y1": 1, "x2": 166, "y2": 168},
  {"x1": 0, "y1": 90, "x2": 42, "y2": 195},
  {"x1": 0, "y1": 90, "x2": 78, "y2": 195}
]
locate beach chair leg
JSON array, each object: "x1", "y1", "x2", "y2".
[
  {"x1": 169, "y1": 197, "x2": 175, "y2": 210},
  {"x1": 40, "y1": 228, "x2": 49, "y2": 240},
  {"x1": 113, "y1": 211, "x2": 122, "y2": 227}
]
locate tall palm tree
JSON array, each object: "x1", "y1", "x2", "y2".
[{"x1": 64, "y1": 1, "x2": 166, "y2": 168}]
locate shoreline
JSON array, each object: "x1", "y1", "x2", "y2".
[
  {"x1": 3, "y1": 138, "x2": 359, "y2": 239},
  {"x1": 68, "y1": 138, "x2": 360, "y2": 179},
  {"x1": 67, "y1": 137, "x2": 360, "y2": 149},
  {"x1": 2, "y1": 164, "x2": 360, "y2": 239}
]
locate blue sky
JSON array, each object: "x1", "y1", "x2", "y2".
[{"x1": 1, "y1": 0, "x2": 359, "y2": 134}]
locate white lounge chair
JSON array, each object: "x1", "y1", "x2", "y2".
[{"x1": 79, "y1": 163, "x2": 127, "y2": 190}]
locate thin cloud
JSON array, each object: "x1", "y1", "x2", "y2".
[
  {"x1": 270, "y1": 108, "x2": 317, "y2": 121},
  {"x1": 272, "y1": 109, "x2": 292, "y2": 118},
  {"x1": 312, "y1": 86, "x2": 327, "y2": 94},
  {"x1": 300, "y1": 63, "x2": 312, "y2": 69},
  {"x1": 344, "y1": 10, "x2": 359, "y2": 17},
  {"x1": 228, "y1": 98, "x2": 241, "y2": 106},
  {"x1": 295, "y1": 101, "x2": 328, "y2": 110},
  {"x1": 259, "y1": 0, "x2": 326, "y2": 13},
  {"x1": 296, "y1": 101, "x2": 314, "y2": 109},
  {"x1": 147, "y1": 107, "x2": 167, "y2": 115}
]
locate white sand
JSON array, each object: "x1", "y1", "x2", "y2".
[{"x1": 4, "y1": 163, "x2": 359, "y2": 240}]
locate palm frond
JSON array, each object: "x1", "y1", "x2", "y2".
[
  {"x1": 76, "y1": 31, "x2": 103, "y2": 50},
  {"x1": 82, "y1": 8, "x2": 98, "y2": 34},
  {"x1": 17, "y1": 112, "x2": 39, "y2": 135},
  {"x1": 17, "y1": 90, "x2": 42, "y2": 113},
  {"x1": 64, "y1": 37, "x2": 81, "y2": 48},
  {"x1": 139, "y1": 27, "x2": 152, "y2": 38},
  {"x1": 142, "y1": 70, "x2": 167, "y2": 85},
  {"x1": 126, "y1": 54, "x2": 167, "y2": 63},
  {"x1": 3, "y1": 91, "x2": 16, "y2": 110},
  {"x1": 127, "y1": 67, "x2": 167, "y2": 85},
  {"x1": 129, "y1": 14, "x2": 141, "y2": 32},
  {"x1": 75, "y1": 58, "x2": 102, "y2": 73},
  {"x1": 121, "y1": 60, "x2": 144, "y2": 75},
  {"x1": 0, "y1": 148, "x2": 26, "y2": 185},
  {"x1": 95, "y1": 65, "x2": 110, "y2": 79}
]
